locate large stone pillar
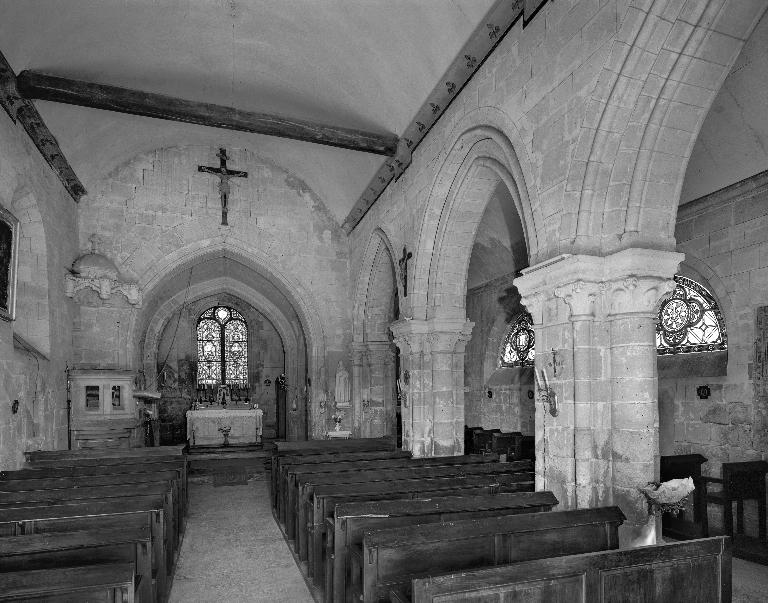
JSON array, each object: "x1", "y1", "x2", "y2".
[
  {"x1": 351, "y1": 342, "x2": 366, "y2": 436},
  {"x1": 391, "y1": 318, "x2": 473, "y2": 457},
  {"x1": 515, "y1": 249, "x2": 682, "y2": 547}
]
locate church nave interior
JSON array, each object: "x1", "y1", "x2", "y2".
[{"x1": 0, "y1": 0, "x2": 767, "y2": 601}]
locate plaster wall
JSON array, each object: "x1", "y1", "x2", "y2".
[{"x1": 0, "y1": 108, "x2": 78, "y2": 469}]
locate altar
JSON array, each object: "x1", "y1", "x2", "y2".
[{"x1": 186, "y1": 406, "x2": 263, "y2": 447}]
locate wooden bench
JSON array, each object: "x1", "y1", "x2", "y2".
[
  {"x1": 23, "y1": 444, "x2": 186, "y2": 463},
  {"x1": 282, "y1": 454, "x2": 500, "y2": 535},
  {"x1": 326, "y1": 491, "x2": 558, "y2": 603},
  {"x1": 0, "y1": 562, "x2": 137, "y2": 602},
  {"x1": 306, "y1": 472, "x2": 534, "y2": 580},
  {"x1": 353, "y1": 506, "x2": 624, "y2": 602},
  {"x1": 277, "y1": 451, "x2": 416, "y2": 524},
  {"x1": 0, "y1": 497, "x2": 170, "y2": 598},
  {"x1": 0, "y1": 471, "x2": 184, "y2": 551},
  {"x1": 13, "y1": 455, "x2": 188, "y2": 508},
  {"x1": 273, "y1": 450, "x2": 412, "y2": 510},
  {"x1": 295, "y1": 460, "x2": 532, "y2": 562},
  {"x1": 0, "y1": 527, "x2": 153, "y2": 602},
  {"x1": 405, "y1": 536, "x2": 731, "y2": 603}
]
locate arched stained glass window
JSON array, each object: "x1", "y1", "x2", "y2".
[
  {"x1": 197, "y1": 306, "x2": 248, "y2": 385},
  {"x1": 500, "y1": 312, "x2": 535, "y2": 367},
  {"x1": 656, "y1": 275, "x2": 727, "y2": 355}
]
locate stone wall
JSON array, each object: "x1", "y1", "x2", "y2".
[
  {"x1": 74, "y1": 145, "x2": 350, "y2": 438},
  {"x1": 465, "y1": 274, "x2": 534, "y2": 434},
  {"x1": 663, "y1": 170, "x2": 768, "y2": 531},
  {"x1": 0, "y1": 108, "x2": 78, "y2": 469}
]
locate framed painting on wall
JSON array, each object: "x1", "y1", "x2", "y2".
[{"x1": 0, "y1": 205, "x2": 19, "y2": 322}]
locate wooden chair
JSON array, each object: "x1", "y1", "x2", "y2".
[{"x1": 703, "y1": 460, "x2": 768, "y2": 541}]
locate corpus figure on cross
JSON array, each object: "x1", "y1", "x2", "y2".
[{"x1": 198, "y1": 148, "x2": 248, "y2": 226}]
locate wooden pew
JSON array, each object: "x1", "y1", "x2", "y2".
[
  {"x1": 352, "y1": 506, "x2": 624, "y2": 602},
  {"x1": 18, "y1": 454, "x2": 189, "y2": 507},
  {"x1": 326, "y1": 491, "x2": 558, "y2": 603},
  {"x1": 306, "y1": 472, "x2": 534, "y2": 580},
  {"x1": 282, "y1": 454, "x2": 499, "y2": 534},
  {"x1": 295, "y1": 460, "x2": 532, "y2": 560},
  {"x1": 24, "y1": 444, "x2": 186, "y2": 463},
  {"x1": 0, "y1": 471, "x2": 184, "y2": 550},
  {"x1": 0, "y1": 527, "x2": 153, "y2": 602},
  {"x1": 271, "y1": 439, "x2": 398, "y2": 505},
  {"x1": 275, "y1": 450, "x2": 413, "y2": 520},
  {"x1": 405, "y1": 536, "x2": 731, "y2": 603},
  {"x1": 0, "y1": 497, "x2": 170, "y2": 598},
  {"x1": 3, "y1": 460, "x2": 188, "y2": 515},
  {"x1": 273, "y1": 450, "x2": 411, "y2": 509},
  {"x1": 0, "y1": 562, "x2": 137, "y2": 602}
]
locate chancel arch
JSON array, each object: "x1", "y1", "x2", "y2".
[
  {"x1": 135, "y1": 236, "x2": 325, "y2": 439},
  {"x1": 352, "y1": 228, "x2": 400, "y2": 441}
]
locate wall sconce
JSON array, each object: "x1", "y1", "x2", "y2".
[
  {"x1": 696, "y1": 385, "x2": 711, "y2": 400},
  {"x1": 11, "y1": 399, "x2": 19, "y2": 414},
  {"x1": 534, "y1": 368, "x2": 559, "y2": 417}
]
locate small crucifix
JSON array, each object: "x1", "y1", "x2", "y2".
[
  {"x1": 398, "y1": 246, "x2": 413, "y2": 297},
  {"x1": 198, "y1": 148, "x2": 248, "y2": 226}
]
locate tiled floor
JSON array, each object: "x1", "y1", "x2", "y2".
[{"x1": 169, "y1": 474, "x2": 313, "y2": 603}]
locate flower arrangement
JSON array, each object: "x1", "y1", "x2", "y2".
[
  {"x1": 639, "y1": 477, "x2": 695, "y2": 516},
  {"x1": 331, "y1": 408, "x2": 345, "y2": 431}
]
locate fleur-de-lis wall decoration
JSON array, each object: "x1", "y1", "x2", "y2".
[
  {"x1": 430, "y1": 102, "x2": 440, "y2": 114},
  {"x1": 416, "y1": 121, "x2": 426, "y2": 132},
  {"x1": 465, "y1": 54, "x2": 478, "y2": 69},
  {"x1": 378, "y1": 175, "x2": 386, "y2": 184},
  {"x1": 405, "y1": 138, "x2": 413, "y2": 148},
  {"x1": 387, "y1": 163, "x2": 395, "y2": 173},
  {"x1": 446, "y1": 81, "x2": 456, "y2": 94},
  {"x1": 487, "y1": 23, "x2": 500, "y2": 39},
  {"x1": 394, "y1": 159, "x2": 403, "y2": 170}
]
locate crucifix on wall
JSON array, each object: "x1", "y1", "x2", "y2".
[
  {"x1": 198, "y1": 148, "x2": 248, "y2": 226},
  {"x1": 398, "y1": 246, "x2": 413, "y2": 297}
]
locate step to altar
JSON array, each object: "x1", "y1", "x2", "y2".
[{"x1": 186, "y1": 441, "x2": 275, "y2": 477}]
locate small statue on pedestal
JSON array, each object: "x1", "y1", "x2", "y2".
[{"x1": 253, "y1": 402, "x2": 264, "y2": 444}]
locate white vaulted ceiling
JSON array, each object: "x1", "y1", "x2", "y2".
[{"x1": 0, "y1": 0, "x2": 494, "y2": 222}]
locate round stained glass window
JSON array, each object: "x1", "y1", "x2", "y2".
[{"x1": 656, "y1": 276, "x2": 727, "y2": 355}]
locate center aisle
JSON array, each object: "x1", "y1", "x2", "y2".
[{"x1": 169, "y1": 472, "x2": 313, "y2": 602}]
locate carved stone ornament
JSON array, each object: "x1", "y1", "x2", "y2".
[{"x1": 64, "y1": 234, "x2": 142, "y2": 306}]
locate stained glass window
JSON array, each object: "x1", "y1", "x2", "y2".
[
  {"x1": 500, "y1": 312, "x2": 535, "y2": 367},
  {"x1": 196, "y1": 306, "x2": 248, "y2": 385},
  {"x1": 656, "y1": 275, "x2": 727, "y2": 355}
]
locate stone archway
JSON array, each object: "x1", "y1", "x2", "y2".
[
  {"x1": 566, "y1": 0, "x2": 767, "y2": 256},
  {"x1": 352, "y1": 228, "x2": 400, "y2": 439},
  {"x1": 133, "y1": 237, "x2": 326, "y2": 439}
]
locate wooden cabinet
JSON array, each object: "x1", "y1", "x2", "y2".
[{"x1": 70, "y1": 370, "x2": 141, "y2": 449}]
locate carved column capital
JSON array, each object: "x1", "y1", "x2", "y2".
[
  {"x1": 603, "y1": 275, "x2": 677, "y2": 317},
  {"x1": 554, "y1": 280, "x2": 602, "y2": 319}
]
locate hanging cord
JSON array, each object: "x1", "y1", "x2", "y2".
[{"x1": 155, "y1": 267, "x2": 194, "y2": 389}]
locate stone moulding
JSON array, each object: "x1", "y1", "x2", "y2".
[{"x1": 64, "y1": 272, "x2": 142, "y2": 306}]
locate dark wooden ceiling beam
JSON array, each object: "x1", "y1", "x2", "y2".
[
  {"x1": 0, "y1": 52, "x2": 86, "y2": 202},
  {"x1": 17, "y1": 71, "x2": 399, "y2": 157}
]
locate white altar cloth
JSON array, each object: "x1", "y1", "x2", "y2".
[{"x1": 187, "y1": 407, "x2": 262, "y2": 446}]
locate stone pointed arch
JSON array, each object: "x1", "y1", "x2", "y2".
[
  {"x1": 11, "y1": 191, "x2": 50, "y2": 356},
  {"x1": 567, "y1": 0, "x2": 767, "y2": 255},
  {"x1": 133, "y1": 236, "x2": 326, "y2": 438},
  {"x1": 140, "y1": 277, "x2": 301, "y2": 396},
  {"x1": 352, "y1": 227, "x2": 400, "y2": 344},
  {"x1": 415, "y1": 130, "x2": 535, "y2": 321}
]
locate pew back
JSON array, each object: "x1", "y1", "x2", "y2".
[
  {"x1": 357, "y1": 506, "x2": 624, "y2": 602},
  {"x1": 409, "y1": 536, "x2": 731, "y2": 603}
]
